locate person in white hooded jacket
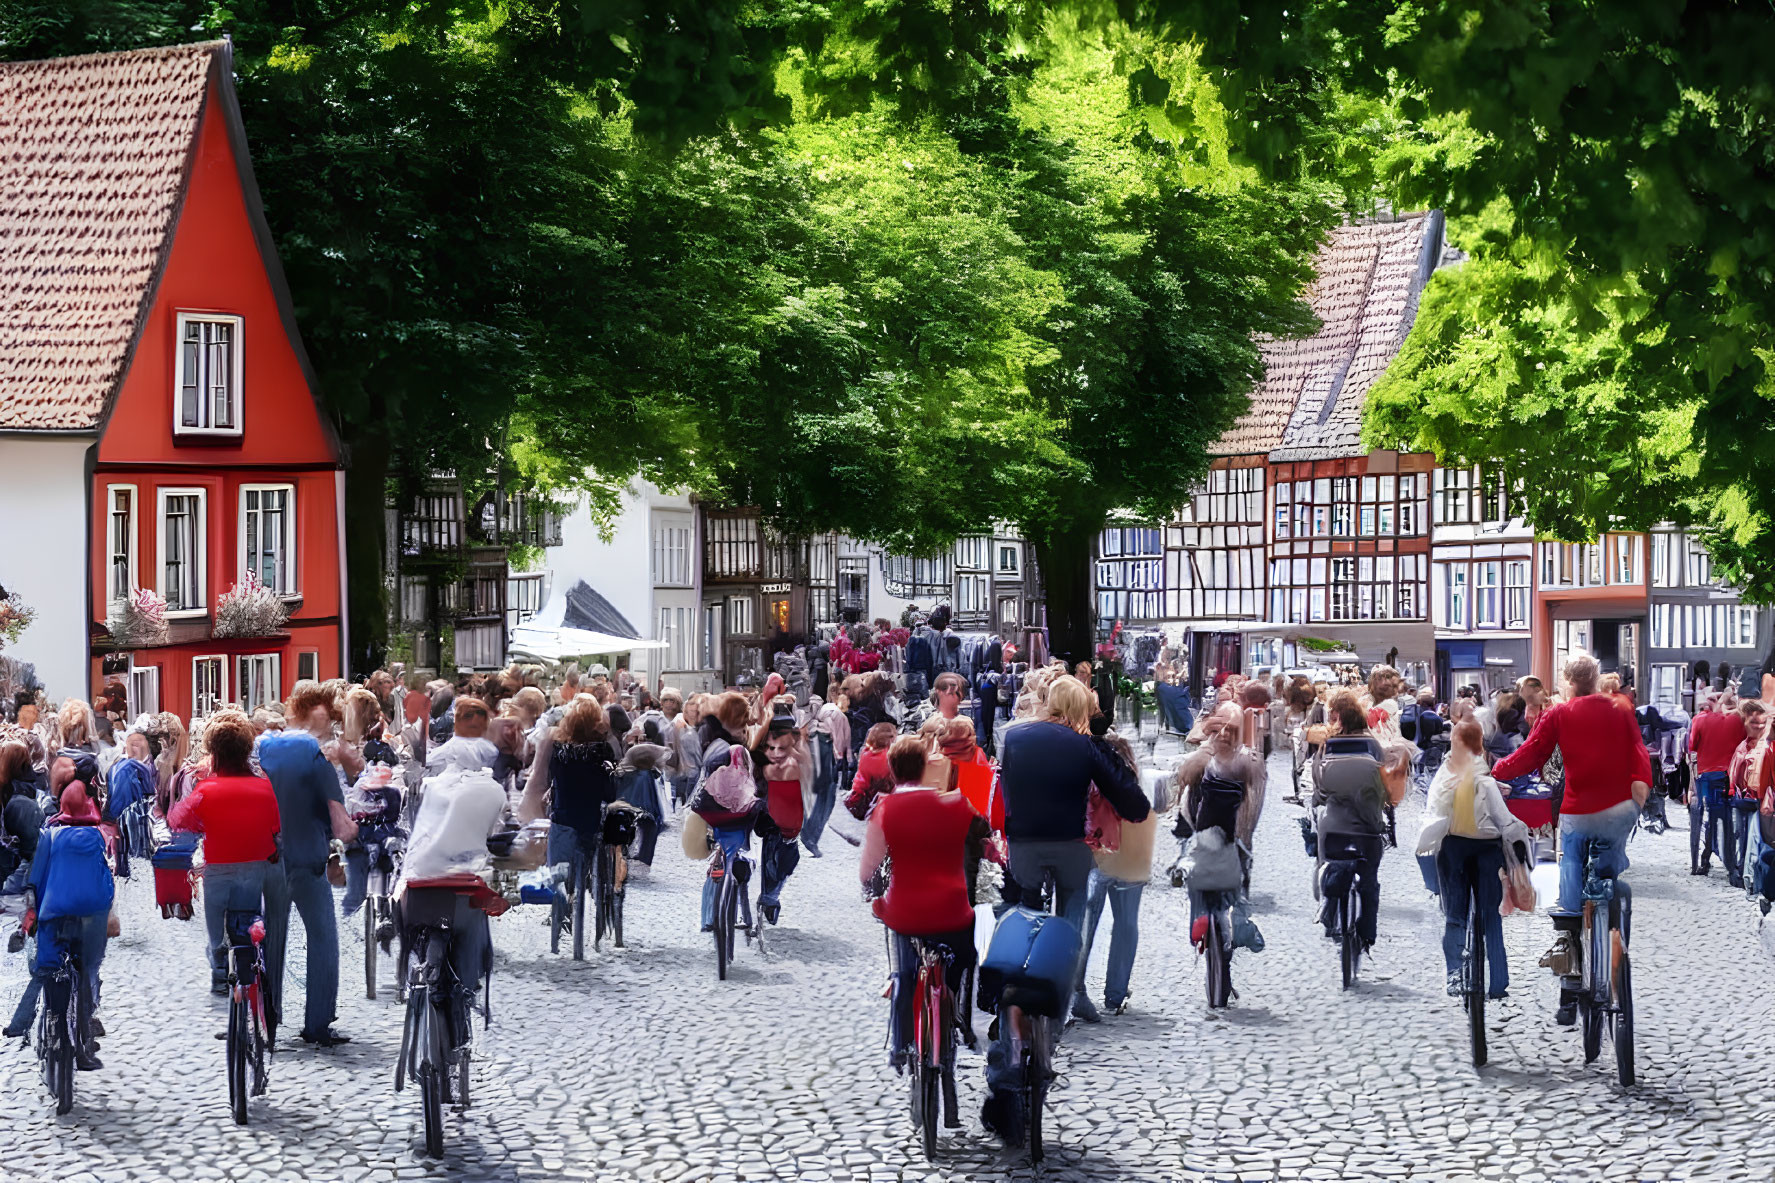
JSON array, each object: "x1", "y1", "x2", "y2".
[
  {"x1": 397, "y1": 753, "x2": 508, "y2": 1001},
  {"x1": 1418, "y1": 720, "x2": 1531, "y2": 999}
]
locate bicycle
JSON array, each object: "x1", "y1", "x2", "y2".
[
  {"x1": 550, "y1": 804, "x2": 637, "y2": 961},
  {"x1": 709, "y1": 828, "x2": 763, "y2": 980},
  {"x1": 223, "y1": 909, "x2": 273, "y2": 1125},
  {"x1": 360, "y1": 829, "x2": 404, "y2": 1000},
  {"x1": 1571, "y1": 839, "x2": 1634, "y2": 1087},
  {"x1": 34, "y1": 919, "x2": 82, "y2": 1116},
  {"x1": 1319, "y1": 834, "x2": 1377, "y2": 990},
  {"x1": 396, "y1": 880, "x2": 491, "y2": 1157},
  {"x1": 1452, "y1": 854, "x2": 1488, "y2": 1068},
  {"x1": 904, "y1": 937, "x2": 973, "y2": 1159}
]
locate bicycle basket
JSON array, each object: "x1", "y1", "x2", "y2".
[{"x1": 978, "y1": 906, "x2": 1081, "y2": 1018}]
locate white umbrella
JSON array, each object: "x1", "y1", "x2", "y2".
[{"x1": 507, "y1": 623, "x2": 667, "y2": 663}]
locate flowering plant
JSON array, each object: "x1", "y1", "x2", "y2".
[
  {"x1": 110, "y1": 587, "x2": 169, "y2": 646},
  {"x1": 878, "y1": 627, "x2": 910, "y2": 649},
  {"x1": 213, "y1": 571, "x2": 289, "y2": 638},
  {"x1": 0, "y1": 589, "x2": 35, "y2": 648}
]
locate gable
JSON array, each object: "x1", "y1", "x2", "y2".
[{"x1": 97, "y1": 74, "x2": 337, "y2": 466}]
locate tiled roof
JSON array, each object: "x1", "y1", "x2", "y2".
[
  {"x1": 1213, "y1": 216, "x2": 1437, "y2": 460},
  {"x1": 0, "y1": 42, "x2": 221, "y2": 431}
]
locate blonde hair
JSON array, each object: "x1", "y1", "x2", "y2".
[
  {"x1": 56, "y1": 699, "x2": 94, "y2": 748},
  {"x1": 556, "y1": 695, "x2": 607, "y2": 744},
  {"x1": 1044, "y1": 676, "x2": 1094, "y2": 734},
  {"x1": 1563, "y1": 654, "x2": 1601, "y2": 696}
]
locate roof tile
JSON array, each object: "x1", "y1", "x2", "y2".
[{"x1": 0, "y1": 42, "x2": 220, "y2": 431}]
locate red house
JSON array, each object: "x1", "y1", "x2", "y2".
[{"x1": 0, "y1": 42, "x2": 346, "y2": 718}]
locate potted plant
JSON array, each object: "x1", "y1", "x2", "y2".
[
  {"x1": 0, "y1": 587, "x2": 34, "y2": 650},
  {"x1": 110, "y1": 587, "x2": 168, "y2": 647},
  {"x1": 214, "y1": 572, "x2": 290, "y2": 638}
]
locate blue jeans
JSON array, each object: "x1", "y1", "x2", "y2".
[
  {"x1": 203, "y1": 861, "x2": 270, "y2": 985},
  {"x1": 1078, "y1": 869, "x2": 1143, "y2": 1010},
  {"x1": 803, "y1": 734, "x2": 838, "y2": 855},
  {"x1": 888, "y1": 928, "x2": 974, "y2": 1057},
  {"x1": 985, "y1": 840, "x2": 1092, "y2": 1097},
  {"x1": 1557, "y1": 801, "x2": 1638, "y2": 917},
  {"x1": 1435, "y1": 835, "x2": 1508, "y2": 993},
  {"x1": 13, "y1": 913, "x2": 107, "y2": 1035},
  {"x1": 1730, "y1": 799, "x2": 1759, "y2": 881},
  {"x1": 1692, "y1": 770, "x2": 1729, "y2": 869},
  {"x1": 263, "y1": 861, "x2": 339, "y2": 1038}
]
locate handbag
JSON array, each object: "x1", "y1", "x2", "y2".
[
  {"x1": 703, "y1": 746, "x2": 757, "y2": 813},
  {"x1": 1181, "y1": 828, "x2": 1243, "y2": 892},
  {"x1": 1083, "y1": 785, "x2": 1122, "y2": 853},
  {"x1": 1498, "y1": 839, "x2": 1536, "y2": 917}
]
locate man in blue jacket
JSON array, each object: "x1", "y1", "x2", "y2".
[
  {"x1": 257, "y1": 727, "x2": 357, "y2": 1046},
  {"x1": 11, "y1": 783, "x2": 113, "y2": 1067}
]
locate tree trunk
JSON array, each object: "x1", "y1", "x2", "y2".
[
  {"x1": 343, "y1": 424, "x2": 390, "y2": 679},
  {"x1": 1034, "y1": 520, "x2": 1099, "y2": 669}
]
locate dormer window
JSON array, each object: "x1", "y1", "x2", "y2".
[{"x1": 175, "y1": 313, "x2": 243, "y2": 436}]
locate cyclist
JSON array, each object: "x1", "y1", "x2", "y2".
[
  {"x1": 13, "y1": 782, "x2": 113, "y2": 1068},
  {"x1": 1311, "y1": 696, "x2": 1402, "y2": 950},
  {"x1": 1175, "y1": 714, "x2": 1265, "y2": 882},
  {"x1": 752, "y1": 711, "x2": 808, "y2": 926},
  {"x1": 539, "y1": 696, "x2": 620, "y2": 890},
  {"x1": 1418, "y1": 721, "x2": 1529, "y2": 998},
  {"x1": 858, "y1": 735, "x2": 988, "y2": 1067},
  {"x1": 1492, "y1": 654, "x2": 1649, "y2": 1026},
  {"x1": 166, "y1": 711, "x2": 281, "y2": 995},
  {"x1": 982, "y1": 675, "x2": 1146, "y2": 1139},
  {"x1": 396, "y1": 756, "x2": 508, "y2": 999},
  {"x1": 1686, "y1": 692, "x2": 1744, "y2": 877}
]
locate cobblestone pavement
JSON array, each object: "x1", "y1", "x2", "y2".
[{"x1": 5, "y1": 749, "x2": 1775, "y2": 1182}]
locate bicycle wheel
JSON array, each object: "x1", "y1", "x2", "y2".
[
  {"x1": 364, "y1": 900, "x2": 378, "y2": 1000},
  {"x1": 457, "y1": 1046, "x2": 472, "y2": 1110},
  {"x1": 914, "y1": 972, "x2": 939, "y2": 1159},
  {"x1": 227, "y1": 992, "x2": 249, "y2": 1124},
  {"x1": 1204, "y1": 910, "x2": 1231, "y2": 1009},
  {"x1": 1340, "y1": 894, "x2": 1359, "y2": 990},
  {"x1": 549, "y1": 883, "x2": 565, "y2": 955},
  {"x1": 1466, "y1": 912, "x2": 1487, "y2": 1068},
  {"x1": 714, "y1": 876, "x2": 733, "y2": 981},
  {"x1": 572, "y1": 851, "x2": 588, "y2": 961},
  {"x1": 1028, "y1": 1015, "x2": 1051, "y2": 1165},
  {"x1": 594, "y1": 844, "x2": 612, "y2": 951},
  {"x1": 611, "y1": 853, "x2": 626, "y2": 950},
  {"x1": 48, "y1": 978, "x2": 75, "y2": 1116},
  {"x1": 419, "y1": 999, "x2": 446, "y2": 1157},
  {"x1": 1614, "y1": 947, "x2": 1635, "y2": 1087}
]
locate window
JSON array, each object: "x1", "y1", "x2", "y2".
[
  {"x1": 1434, "y1": 467, "x2": 1475, "y2": 524},
  {"x1": 1651, "y1": 663, "x2": 1685, "y2": 711},
  {"x1": 705, "y1": 515, "x2": 760, "y2": 578},
  {"x1": 1651, "y1": 602, "x2": 1676, "y2": 649},
  {"x1": 1504, "y1": 561, "x2": 1530, "y2": 629},
  {"x1": 1652, "y1": 533, "x2": 1678, "y2": 588},
  {"x1": 1446, "y1": 564, "x2": 1468, "y2": 631},
  {"x1": 129, "y1": 664, "x2": 160, "y2": 716},
  {"x1": 1685, "y1": 536, "x2": 1713, "y2": 587},
  {"x1": 957, "y1": 574, "x2": 990, "y2": 614},
  {"x1": 174, "y1": 313, "x2": 243, "y2": 435},
  {"x1": 1731, "y1": 605, "x2": 1758, "y2": 649},
  {"x1": 1585, "y1": 544, "x2": 1603, "y2": 586},
  {"x1": 996, "y1": 543, "x2": 1022, "y2": 577},
  {"x1": 192, "y1": 656, "x2": 226, "y2": 717},
  {"x1": 507, "y1": 573, "x2": 544, "y2": 632},
  {"x1": 652, "y1": 515, "x2": 693, "y2": 587},
  {"x1": 1330, "y1": 558, "x2": 1356, "y2": 621},
  {"x1": 236, "y1": 653, "x2": 281, "y2": 712},
  {"x1": 158, "y1": 488, "x2": 206, "y2": 613},
  {"x1": 954, "y1": 536, "x2": 990, "y2": 571},
  {"x1": 455, "y1": 623, "x2": 504, "y2": 669},
  {"x1": 296, "y1": 651, "x2": 319, "y2": 683},
  {"x1": 727, "y1": 595, "x2": 755, "y2": 636},
  {"x1": 1474, "y1": 561, "x2": 1500, "y2": 627},
  {"x1": 703, "y1": 605, "x2": 720, "y2": 672},
  {"x1": 240, "y1": 485, "x2": 295, "y2": 594},
  {"x1": 998, "y1": 597, "x2": 1018, "y2": 629},
  {"x1": 659, "y1": 605, "x2": 694, "y2": 669},
  {"x1": 1612, "y1": 535, "x2": 1636, "y2": 586},
  {"x1": 107, "y1": 485, "x2": 136, "y2": 605}
]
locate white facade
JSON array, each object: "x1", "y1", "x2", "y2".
[
  {"x1": 0, "y1": 437, "x2": 94, "y2": 702},
  {"x1": 547, "y1": 479, "x2": 710, "y2": 692}
]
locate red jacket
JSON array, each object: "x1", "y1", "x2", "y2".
[
  {"x1": 1690, "y1": 710, "x2": 1747, "y2": 776},
  {"x1": 1492, "y1": 694, "x2": 1651, "y2": 815},
  {"x1": 868, "y1": 789, "x2": 980, "y2": 935}
]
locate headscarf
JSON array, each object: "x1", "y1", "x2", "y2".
[{"x1": 57, "y1": 782, "x2": 102, "y2": 826}]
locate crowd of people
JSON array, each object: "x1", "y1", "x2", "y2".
[{"x1": 3, "y1": 633, "x2": 1767, "y2": 1148}]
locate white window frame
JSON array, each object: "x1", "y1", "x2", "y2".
[
  {"x1": 173, "y1": 312, "x2": 244, "y2": 437},
  {"x1": 239, "y1": 483, "x2": 297, "y2": 596},
  {"x1": 158, "y1": 487, "x2": 208, "y2": 616},
  {"x1": 957, "y1": 573, "x2": 990, "y2": 614},
  {"x1": 727, "y1": 595, "x2": 755, "y2": 636},
  {"x1": 1474, "y1": 561, "x2": 1501, "y2": 628},
  {"x1": 954, "y1": 536, "x2": 990, "y2": 572},
  {"x1": 996, "y1": 542, "x2": 1022, "y2": 578},
  {"x1": 192, "y1": 655, "x2": 227, "y2": 718},
  {"x1": 296, "y1": 650, "x2": 320, "y2": 683},
  {"x1": 652, "y1": 514, "x2": 693, "y2": 588},
  {"x1": 1446, "y1": 564, "x2": 1468, "y2": 631},
  {"x1": 107, "y1": 484, "x2": 138, "y2": 608},
  {"x1": 236, "y1": 652, "x2": 282, "y2": 713},
  {"x1": 128, "y1": 663, "x2": 160, "y2": 717},
  {"x1": 1731, "y1": 605, "x2": 1757, "y2": 649}
]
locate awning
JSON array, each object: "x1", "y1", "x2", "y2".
[{"x1": 506, "y1": 578, "x2": 667, "y2": 662}]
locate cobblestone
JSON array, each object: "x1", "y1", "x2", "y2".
[{"x1": 4, "y1": 750, "x2": 1775, "y2": 1180}]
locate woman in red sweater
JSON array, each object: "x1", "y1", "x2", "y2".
[
  {"x1": 859, "y1": 735, "x2": 988, "y2": 1069},
  {"x1": 168, "y1": 711, "x2": 281, "y2": 994},
  {"x1": 1491, "y1": 654, "x2": 1648, "y2": 1025}
]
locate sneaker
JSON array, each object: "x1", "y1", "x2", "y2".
[
  {"x1": 1070, "y1": 996, "x2": 1102, "y2": 1025},
  {"x1": 1730, "y1": 875, "x2": 1746, "y2": 889},
  {"x1": 5, "y1": 929, "x2": 22, "y2": 954},
  {"x1": 75, "y1": 1048, "x2": 103, "y2": 1071},
  {"x1": 1447, "y1": 970, "x2": 1464, "y2": 997},
  {"x1": 761, "y1": 902, "x2": 781, "y2": 926},
  {"x1": 89, "y1": 1018, "x2": 104, "y2": 1038},
  {"x1": 980, "y1": 1091, "x2": 1024, "y2": 1147},
  {"x1": 1109, "y1": 999, "x2": 1130, "y2": 1016},
  {"x1": 211, "y1": 979, "x2": 229, "y2": 997},
  {"x1": 1555, "y1": 1002, "x2": 1577, "y2": 1027},
  {"x1": 2, "y1": 1023, "x2": 27, "y2": 1039},
  {"x1": 1487, "y1": 988, "x2": 1509, "y2": 1001}
]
